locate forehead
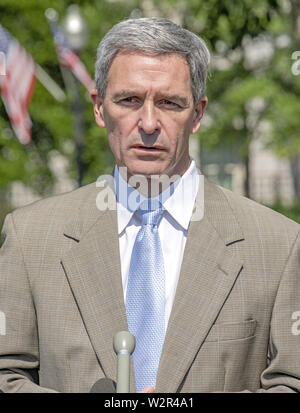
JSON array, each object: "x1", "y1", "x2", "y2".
[{"x1": 106, "y1": 51, "x2": 192, "y2": 95}]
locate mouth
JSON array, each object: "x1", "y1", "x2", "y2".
[{"x1": 131, "y1": 144, "x2": 166, "y2": 153}]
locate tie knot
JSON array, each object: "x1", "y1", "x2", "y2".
[{"x1": 138, "y1": 201, "x2": 163, "y2": 227}]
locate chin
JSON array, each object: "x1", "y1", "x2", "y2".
[
  {"x1": 124, "y1": 160, "x2": 168, "y2": 178},
  {"x1": 127, "y1": 166, "x2": 167, "y2": 178}
]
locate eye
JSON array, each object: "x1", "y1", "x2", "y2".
[
  {"x1": 160, "y1": 100, "x2": 178, "y2": 108},
  {"x1": 120, "y1": 97, "x2": 139, "y2": 105}
]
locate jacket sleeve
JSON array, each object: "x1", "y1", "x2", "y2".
[
  {"x1": 0, "y1": 213, "x2": 58, "y2": 393},
  {"x1": 257, "y1": 229, "x2": 300, "y2": 392}
]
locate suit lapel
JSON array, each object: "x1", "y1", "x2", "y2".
[
  {"x1": 61, "y1": 182, "x2": 136, "y2": 391},
  {"x1": 156, "y1": 178, "x2": 244, "y2": 393}
]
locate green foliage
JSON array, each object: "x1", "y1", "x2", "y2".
[
  {"x1": 193, "y1": 0, "x2": 300, "y2": 160},
  {"x1": 269, "y1": 200, "x2": 300, "y2": 223},
  {"x1": 150, "y1": 0, "x2": 282, "y2": 48}
]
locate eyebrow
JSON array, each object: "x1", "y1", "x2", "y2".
[{"x1": 111, "y1": 90, "x2": 190, "y2": 107}]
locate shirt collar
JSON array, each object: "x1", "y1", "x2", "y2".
[
  {"x1": 114, "y1": 159, "x2": 199, "y2": 234},
  {"x1": 163, "y1": 159, "x2": 199, "y2": 230}
]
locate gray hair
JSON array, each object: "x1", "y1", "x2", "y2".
[{"x1": 95, "y1": 17, "x2": 210, "y2": 104}]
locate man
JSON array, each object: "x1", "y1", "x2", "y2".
[{"x1": 0, "y1": 17, "x2": 300, "y2": 393}]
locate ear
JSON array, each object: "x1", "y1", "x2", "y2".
[
  {"x1": 191, "y1": 96, "x2": 208, "y2": 134},
  {"x1": 90, "y1": 88, "x2": 106, "y2": 128}
]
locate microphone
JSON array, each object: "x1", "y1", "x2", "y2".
[
  {"x1": 90, "y1": 378, "x2": 116, "y2": 393},
  {"x1": 113, "y1": 331, "x2": 136, "y2": 393}
]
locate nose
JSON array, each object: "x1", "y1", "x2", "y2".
[{"x1": 138, "y1": 101, "x2": 160, "y2": 135}]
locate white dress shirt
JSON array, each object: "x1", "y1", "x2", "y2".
[{"x1": 114, "y1": 159, "x2": 199, "y2": 331}]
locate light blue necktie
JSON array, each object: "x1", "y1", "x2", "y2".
[{"x1": 126, "y1": 202, "x2": 165, "y2": 391}]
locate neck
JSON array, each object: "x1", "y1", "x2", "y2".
[
  {"x1": 117, "y1": 159, "x2": 192, "y2": 198},
  {"x1": 118, "y1": 169, "x2": 183, "y2": 198}
]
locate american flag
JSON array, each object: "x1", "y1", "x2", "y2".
[
  {"x1": 49, "y1": 21, "x2": 95, "y2": 93},
  {"x1": 0, "y1": 24, "x2": 36, "y2": 145}
]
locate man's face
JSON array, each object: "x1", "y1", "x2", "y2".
[{"x1": 91, "y1": 52, "x2": 207, "y2": 178}]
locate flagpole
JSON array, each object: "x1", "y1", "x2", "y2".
[
  {"x1": 36, "y1": 64, "x2": 66, "y2": 102},
  {"x1": 63, "y1": 5, "x2": 88, "y2": 188},
  {"x1": 44, "y1": 9, "x2": 74, "y2": 99},
  {"x1": 45, "y1": 7, "x2": 87, "y2": 187}
]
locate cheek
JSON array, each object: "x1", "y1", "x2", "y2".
[
  {"x1": 103, "y1": 107, "x2": 118, "y2": 133},
  {"x1": 106, "y1": 118, "x2": 135, "y2": 160},
  {"x1": 105, "y1": 110, "x2": 137, "y2": 139},
  {"x1": 165, "y1": 117, "x2": 192, "y2": 148}
]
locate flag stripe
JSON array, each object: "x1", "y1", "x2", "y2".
[
  {"x1": 0, "y1": 24, "x2": 36, "y2": 144},
  {"x1": 49, "y1": 21, "x2": 95, "y2": 93}
]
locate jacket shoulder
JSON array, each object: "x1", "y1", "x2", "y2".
[
  {"x1": 9, "y1": 182, "x2": 100, "y2": 228},
  {"x1": 218, "y1": 184, "x2": 300, "y2": 237}
]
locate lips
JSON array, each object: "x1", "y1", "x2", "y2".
[{"x1": 131, "y1": 144, "x2": 165, "y2": 152}]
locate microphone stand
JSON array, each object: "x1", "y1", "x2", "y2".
[{"x1": 113, "y1": 331, "x2": 136, "y2": 393}]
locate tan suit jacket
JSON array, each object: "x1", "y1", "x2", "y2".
[{"x1": 0, "y1": 177, "x2": 300, "y2": 393}]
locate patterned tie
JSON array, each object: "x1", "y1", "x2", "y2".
[{"x1": 126, "y1": 202, "x2": 165, "y2": 391}]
